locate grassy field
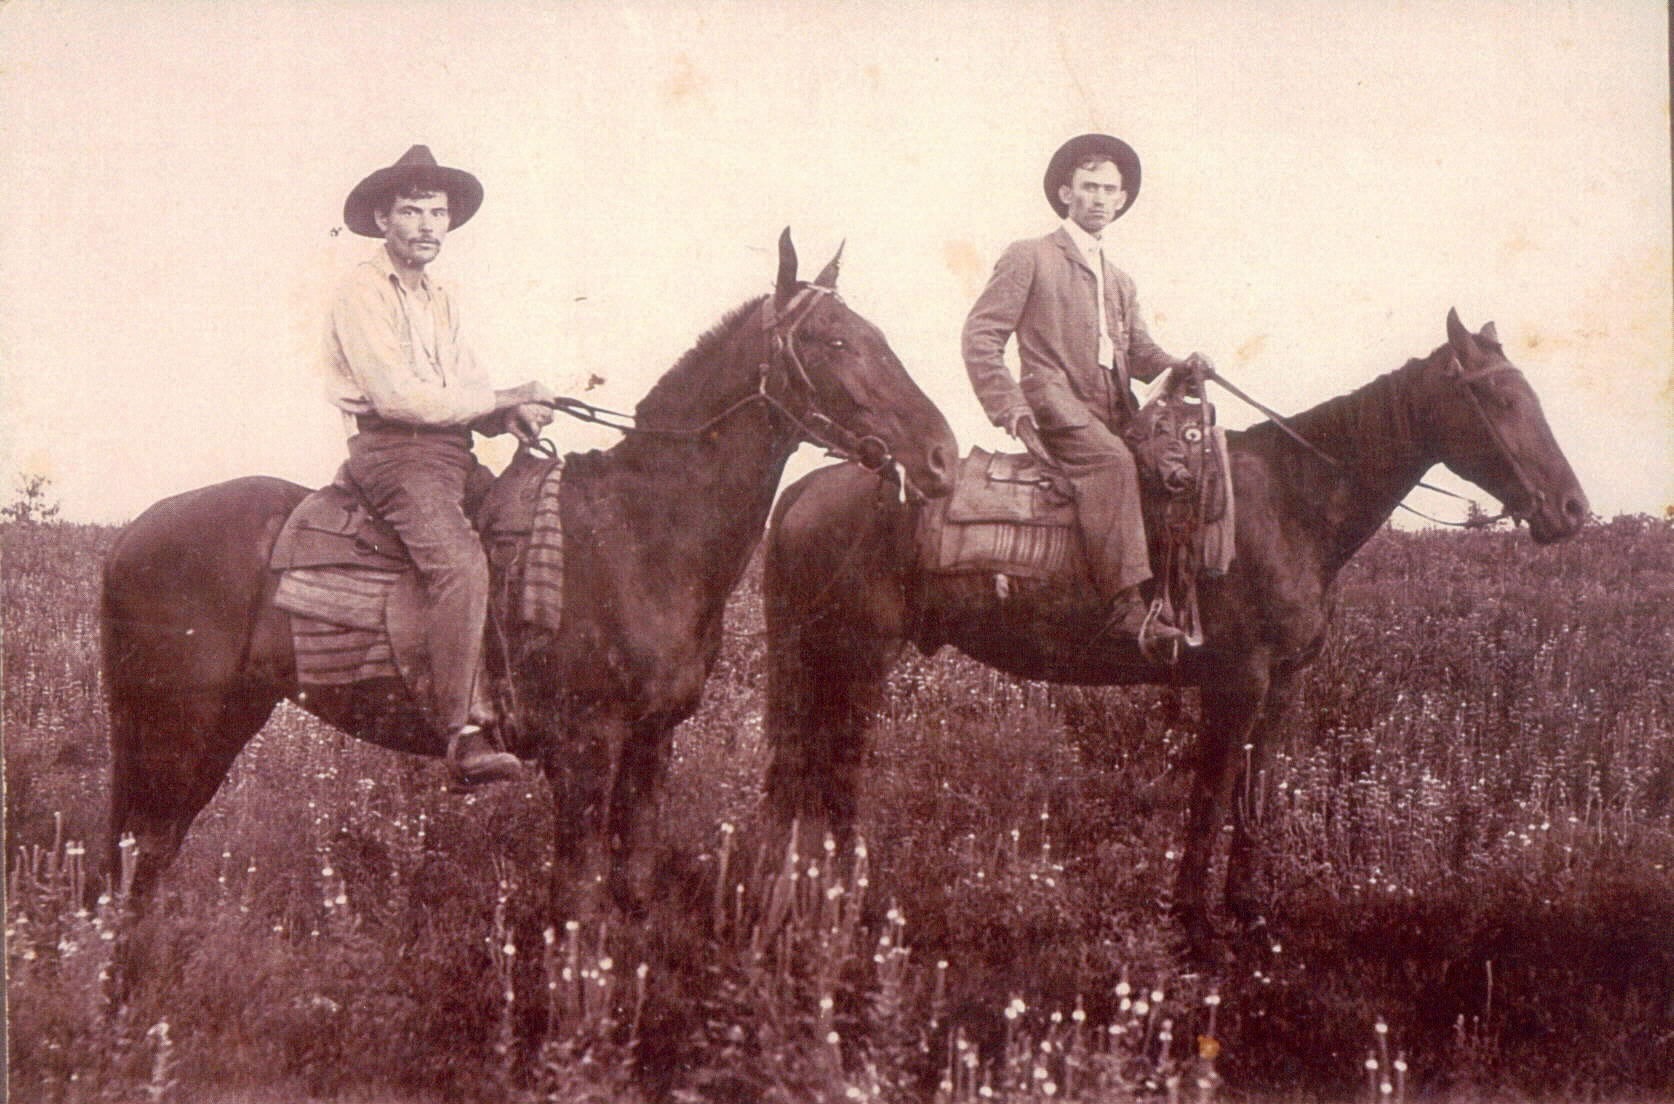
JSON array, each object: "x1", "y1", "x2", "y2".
[{"x1": 5, "y1": 512, "x2": 1673, "y2": 1102}]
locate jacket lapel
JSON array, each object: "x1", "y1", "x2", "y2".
[
  {"x1": 1050, "y1": 226, "x2": 1120, "y2": 346},
  {"x1": 1050, "y1": 227, "x2": 1094, "y2": 276}
]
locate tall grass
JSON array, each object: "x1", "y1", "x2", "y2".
[{"x1": 6, "y1": 513, "x2": 1673, "y2": 1101}]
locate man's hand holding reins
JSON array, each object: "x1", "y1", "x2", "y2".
[
  {"x1": 493, "y1": 381, "x2": 558, "y2": 445},
  {"x1": 509, "y1": 403, "x2": 555, "y2": 445}
]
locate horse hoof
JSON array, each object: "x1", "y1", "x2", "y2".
[
  {"x1": 1239, "y1": 916, "x2": 1285, "y2": 959},
  {"x1": 1180, "y1": 919, "x2": 1220, "y2": 964},
  {"x1": 1186, "y1": 936, "x2": 1235, "y2": 968},
  {"x1": 608, "y1": 878, "x2": 648, "y2": 923}
]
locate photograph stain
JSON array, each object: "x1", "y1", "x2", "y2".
[
  {"x1": 1236, "y1": 334, "x2": 1269, "y2": 364},
  {"x1": 942, "y1": 238, "x2": 985, "y2": 301},
  {"x1": 664, "y1": 53, "x2": 710, "y2": 107}
]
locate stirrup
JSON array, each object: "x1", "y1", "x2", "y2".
[{"x1": 1138, "y1": 599, "x2": 1186, "y2": 665}]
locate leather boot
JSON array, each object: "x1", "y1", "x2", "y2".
[
  {"x1": 447, "y1": 725, "x2": 522, "y2": 787},
  {"x1": 1107, "y1": 587, "x2": 1184, "y2": 644}
]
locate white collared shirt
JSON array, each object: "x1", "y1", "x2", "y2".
[
  {"x1": 321, "y1": 244, "x2": 497, "y2": 433},
  {"x1": 1061, "y1": 218, "x2": 1116, "y2": 369}
]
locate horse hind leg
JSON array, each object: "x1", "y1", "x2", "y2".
[
  {"x1": 107, "y1": 684, "x2": 279, "y2": 912},
  {"x1": 762, "y1": 466, "x2": 907, "y2": 861},
  {"x1": 763, "y1": 612, "x2": 899, "y2": 853}
]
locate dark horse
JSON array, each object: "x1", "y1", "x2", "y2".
[
  {"x1": 102, "y1": 232, "x2": 957, "y2": 917},
  {"x1": 762, "y1": 310, "x2": 1586, "y2": 951}
]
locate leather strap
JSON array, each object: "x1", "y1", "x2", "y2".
[{"x1": 354, "y1": 413, "x2": 471, "y2": 441}]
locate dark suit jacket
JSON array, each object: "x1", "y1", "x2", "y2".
[{"x1": 963, "y1": 227, "x2": 1184, "y2": 433}]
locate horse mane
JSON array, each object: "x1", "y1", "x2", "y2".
[
  {"x1": 1249, "y1": 350, "x2": 1437, "y2": 465},
  {"x1": 632, "y1": 295, "x2": 767, "y2": 427}
]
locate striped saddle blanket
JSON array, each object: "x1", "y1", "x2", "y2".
[
  {"x1": 269, "y1": 452, "x2": 565, "y2": 687},
  {"x1": 918, "y1": 441, "x2": 1236, "y2": 583},
  {"x1": 918, "y1": 447, "x2": 1081, "y2": 579}
]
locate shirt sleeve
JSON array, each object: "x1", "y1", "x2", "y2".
[
  {"x1": 962, "y1": 241, "x2": 1035, "y2": 429},
  {"x1": 328, "y1": 268, "x2": 497, "y2": 426}
]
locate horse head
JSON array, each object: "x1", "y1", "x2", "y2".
[
  {"x1": 766, "y1": 229, "x2": 957, "y2": 499},
  {"x1": 1424, "y1": 309, "x2": 1588, "y2": 543}
]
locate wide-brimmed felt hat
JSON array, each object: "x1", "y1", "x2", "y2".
[
  {"x1": 343, "y1": 145, "x2": 483, "y2": 238},
  {"x1": 1044, "y1": 133, "x2": 1141, "y2": 220}
]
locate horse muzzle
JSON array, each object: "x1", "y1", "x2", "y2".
[{"x1": 1526, "y1": 487, "x2": 1589, "y2": 544}]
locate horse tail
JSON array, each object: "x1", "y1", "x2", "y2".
[{"x1": 99, "y1": 530, "x2": 140, "y2": 904}]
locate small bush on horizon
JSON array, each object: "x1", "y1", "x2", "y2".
[{"x1": 2, "y1": 473, "x2": 63, "y2": 526}]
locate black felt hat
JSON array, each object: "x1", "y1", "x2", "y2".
[
  {"x1": 343, "y1": 145, "x2": 484, "y2": 238},
  {"x1": 1043, "y1": 133, "x2": 1141, "y2": 220}
]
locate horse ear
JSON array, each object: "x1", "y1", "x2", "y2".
[
  {"x1": 1479, "y1": 320, "x2": 1501, "y2": 348},
  {"x1": 812, "y1": 239, "x2": 845, "y2": 289},
  {"x1": 1445, "y1": 307, "x2": 1475, "y2": 356},
  {"x1": 775, "y1": 228, "x2": 799, "y2": 311}
]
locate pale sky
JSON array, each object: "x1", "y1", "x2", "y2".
[{"x1": 2, "y1": 0, "x2": 1669, "y2": 524}]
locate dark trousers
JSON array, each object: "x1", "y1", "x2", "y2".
[
  {"x1": 1040, "y1": 418, "x2": 1152, "y2": 599},
  {"x1": 345, "y1": 426, "x2": 491, "y2": 735}
]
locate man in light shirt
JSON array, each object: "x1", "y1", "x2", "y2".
[
  {"x1": 964, "y1": 133, "x2": 1210, "y2": 645},
  {"x1": 325, "y1": 145, "x2": 555, "y2": 785}
]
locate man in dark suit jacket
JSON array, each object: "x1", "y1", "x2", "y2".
[{"x1": 964, "y1": 133, "x2": 1206, "y2": 642}]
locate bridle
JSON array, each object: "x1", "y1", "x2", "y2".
[
  {"x1": 1443, "y1": 356, "x2": 1544, "y2": 524},
  {"x1": 1206, "y1": 351, "x2": 1542, "y2": 529},
  {"x1": 541, "y1": 284, "x2": 914, "y2": 492},
  {"x1": 755, "y1": 284, "x2": 895, "y2": 475}
]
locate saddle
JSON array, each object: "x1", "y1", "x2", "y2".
[
  {"x1": 918, "y1": 448, "x2": 1081, "y2": 579},
  {"x1": 921, "y1": 365, "x2": 1235, "y2": 646},
  {"x1": 269, "y1": 448, "x2": 565, "y2": 689}
]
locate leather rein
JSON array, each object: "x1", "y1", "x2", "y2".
[
  {"x1": 540, "y1": 285, "x2": 911, "y2": 491},
  {"x1": 1206, "y1": 356, "x2": 1542, "y2": 529}
]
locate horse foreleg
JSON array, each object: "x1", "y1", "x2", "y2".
[
  {"x1": 1224, "y1": 670, "x2": 1301, "y2": 926},
  {"x1": 604, "y1": 717, "x2": 675, "y2": 918},
  {"x1": 540, "y1": 706, "x2": 619, "y2": 924},
  {"x1": 1176, "y1": 662, "x2": 1269, "y2": 954}
]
